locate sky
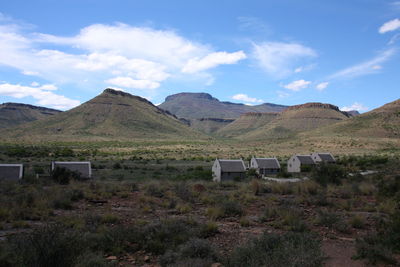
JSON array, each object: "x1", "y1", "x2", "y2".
[{"x1": 0, "y1": 0, "x2": 399, "y2": 112}]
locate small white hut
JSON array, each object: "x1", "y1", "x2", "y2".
[
  {"x1": 311, "y1": 152, "x2": 336, "y2": 164},
  {"x1": 212, "y1": 159, "x2": 246, "y2": 182},
  {"x1": 250, "y1": 157, "x2": 281, "y2": 175},
  {"x1": 287, "y1": 155, "x2": 316, "y2": 173}
]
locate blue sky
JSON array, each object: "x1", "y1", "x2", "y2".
[{"x1": 0, "y1": 0, "x2": 399, "y2": 112}]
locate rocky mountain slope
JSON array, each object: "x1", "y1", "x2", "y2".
[
  {"x1": 159, "y1": 92, "x2": 288, "y2": 119},
  {"x1": 309, "y1": 99, "x2": 400, "y2": 138},
  {"x1": 0, "y1": 89, "x2": 206, "y2": 141},
  {"x1": 219, "y1": 103, "x2": 351, "y2": 140},
  {"x1": 0, "y1": 103, "x2": 61, "y2": 129}
]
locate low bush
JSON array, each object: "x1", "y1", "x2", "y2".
[
  {"x1": 226, "y1": 231, "x2": 324, "y2": 267},
  {"x1": 7, "y1": 224, "x2": 86, "y2": 267},
  {"x1": 144, "y1": 182, "x2": 165, "y2": 198},
  {"x1": 315, "y1": 209, "x2": 350, "y2": 233},
  {"x1": 354, "y1": 234, "x2": 396, "y2": 265},
  {"x1": 219, "y1": 200, "x2": 244, "y2": 217},
  {"x1": 311, "y1": 163, "x2": 347, "y2": 187},
  {"x1": 349, "y1": 215, "x2": 365, "y2": 229},
  {"x1": 51, "y1": 167, "x2": 82, "y2": 185}
]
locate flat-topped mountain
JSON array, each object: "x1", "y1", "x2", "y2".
[
  {"x1": 159, "y1": 92, "x2": 288, "y2": 119},
  {"x1": 0, "y1": 88, "x2": 206, "y2": 141},
  {"x1": 218, "y1": 102, "x2": 351, "y2": 140},
  {"x1": 0, "y1": 102, "x2": 61, "y2": 129}
]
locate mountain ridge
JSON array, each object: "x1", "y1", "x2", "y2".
[
  {"x1": 0, "y1": 88, "x2": 206, "y2": 141},
  {"x1": 159, "y1": 92, "x2": 288, "y2": 119}
]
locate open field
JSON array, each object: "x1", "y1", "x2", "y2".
[{"x1": 1, "y1": 141, "x2": 400, "y2": 266}]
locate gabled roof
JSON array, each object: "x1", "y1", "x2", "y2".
[
  {"x1": 296, "y1": 155, "x2": 315, "y2": 165},
  {"x1": 254, "y1": 158, "x2": 281, "y2": 169},
  {"x1": 316, "y1": 153, "x2": 335, "y2": 162},
  {"x1": 217, "y1": 159, "x2": 246, "y2": 172}
]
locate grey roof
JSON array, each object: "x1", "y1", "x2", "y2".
[
  {"x1": 255, "y1": 158, "x2": 280, "y2": 169},
  {"x1": 296, "y1": 155, "x2": 315, "y2": 165},
  {"x1": 317, "y1": 153, "x2": 335, "y2": 162},
  {"x1": 218, "y1": 159, "x2": 246, "y2": 172}
]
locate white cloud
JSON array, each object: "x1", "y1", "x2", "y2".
[
  {"x1": 39, "y1": 84, "x2": 57, "y2": 90},
  {"x1": 181, "y1": 51, "x2": 246, "y2": 73},
  {"x1": 283, "y1": 79, "x2": 311, "y2": 91},
  {"x1": 316, "y1": 82, "x2": 329, "y2": 91},
  {"x1": 237, "y1": 16, "x2": 272, "y2": 34},
  {"x1": 232, "y1": 93, "x2": 263, "y2": 103},
  {"x1": 0, "y1": 83, "x2": 80, "y2": 110},
  {"x1": 328, "y1": 48, "x2": 396, "y2": 80},
  {"x1": 105, "y1": 76, "x2": 160, "y2": 90},
  {"x1": 294, "y1": 67, "x2": 303, "y2": 73},
  {"x1": 252, "y1": 42, "x2": 317, "y2": 78},
  {"x1": 379, "y1": 18, "x2": 400, "y2": 33},
  {"x1": 277, "y1": 90, "x2": 290, "y2": 98},
  {"x1": 341, "y1": 102, "x2": 368, "y2": 112},
  {"x1": 0, "y1": 21, "x2": 244, "y2": 97}
]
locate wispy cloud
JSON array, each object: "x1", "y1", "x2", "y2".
[
  {"x1": 0, "y1": 82, "x2": 80, "y2": 110},
  {"x1": 341, "y1": 102, "x2": 368, "y2": 112},
  {"x1": 328, "y1": 48, "x2": 396, "y2": 80},
  {"x1": 283, "y1": 79, "x2": 311, "y2": 91},
  {"x1": 316, "y1": 82, "x2": 329, "y2": 91},
  {"x1": 237, "y1": 16, "x2": 272, "y2": 34},
  {"x1": 181, "y1": 51, "x2": 246, "y2": 73},
  {"x1": 379, "y1": 18, "x2": 400, "y2": 34},
  {"x1": 232, "y1": 93, "x2": 263, "y2": 103},
  {"x1": 251, "y1": 42, "x2": 317, "y2": 79}
]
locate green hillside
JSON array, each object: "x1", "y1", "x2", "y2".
[
  {"x1": 217, "y1": 112, "x2": 279, "y2": 137},
  {"x1": 189, "y1": 118, "x2": 234, "y2": 134},
  {"x1": 224, "y1": 103, "x2": 350, "y2": 140},
  {"x1": 0, "y1": 89, "x2": 206, "y2": 142},
  {"x1": 0, "y1": 103, "x2": 61, "y2": 129},
  {"x1": 308, "y1": 99, "x2": 400, "y2": 138}
]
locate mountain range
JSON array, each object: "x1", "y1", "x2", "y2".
[
  {"x1": 0, "y1": 88, "x2": 398, "y2": 144},
  {"x1": 158, "y1": 92, "x2": 288, "y2": 119},
  {"x1": 0, "y1": 89, "x2": 205, "y2": 141}
]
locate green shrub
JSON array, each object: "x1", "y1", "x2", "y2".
[
  {"x1": 159, "y1": 238, "x2": 217, "y2": 267},
  {"x1": 51, "y1": 167, "x2": 81, "y2": 185},
  {"x1": 7, "y1": 224, "x2": 86, "y2": 267},
  {"x1": 354, "y1": 234, "x2": 396, "y2": 265},
  {"x1": 226, "y1": 232, "x2": 324, "y2": 267},
  {"x1": 112, "y1": 162, "x2": 122, "y2": 169},
  {"x1": 145, "y1": 182, "x2": 165, "y2": 198},
  {"x1": 75, "y1": 252, "x2": 112, "y2": 267},
  {"x1": 311, "y1": 163, "x2": 347, "y2": 186},
  {"x1": 259, "y1": 207, "x2": 279, "y2": 222},
  {"x1": 140, "y1": 219, "x2": 203, "y2": 254},
  {"x1": 174, "y1": 182, "x2": 194, "y2": 202},
  {"x1": 52, "y1": 194, "x2": 73, "y2": 210},
  {"x1": 100, "y1": 214, "x2": 120, "y2": 224},
  {"x1": 219, "y1": 200, "x2": 244, "y2": 217},
  {"x1": 349, "y1": 215, "x2": 365, "y2": 229}
]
